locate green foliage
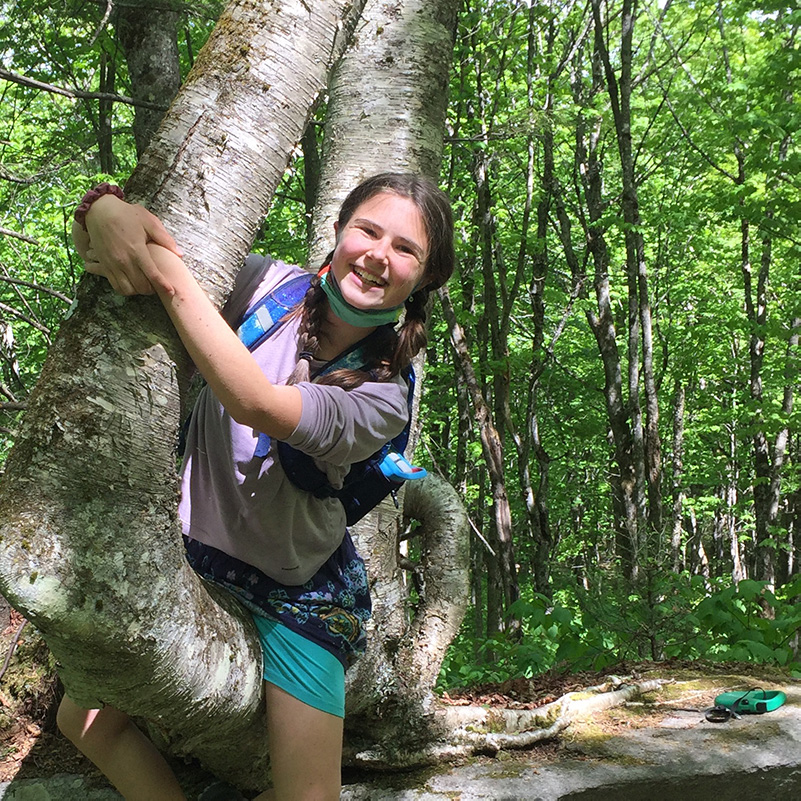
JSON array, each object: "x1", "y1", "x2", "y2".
[
  {"x1": 439, "y1": 575, "x2": 801, "y2": 691},
  {"x1": 683, "y1": 579, "x2": 801, "y2": 674},
  {"x1": 437, "y1": 593, "x2": 589, "y2": 689}
]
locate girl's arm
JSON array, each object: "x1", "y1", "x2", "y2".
[
  {"x1": 75, "y1": 194, "x2": 182, "y2": 296},
  {"x1": 75, "y1": 195, "x2": 302, "y2": 436},
  {"x1": 148, "y1": 242, "x2": 303, "y2": 439}
]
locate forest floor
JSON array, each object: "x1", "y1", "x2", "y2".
[{"x1": 1, "y1": 612, "x2": 796, "y2": 789}]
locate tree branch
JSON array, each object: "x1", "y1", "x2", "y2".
[
  {"x1": 0, "y1": 68, "x2": 169, "y2": 111},
  {"x1": 344, "y1": 677, "x2": 672, "y2": 767},
  {"x1": 0, "y1": 302, "x2": 51, "y2": 336},
  {"x1": 0, "y1": 227, "x2": 40, "y2": 246},
  {"x1": 0, "y1": 275, "x2": 73, "y2": 305},
  {"x1": 0, "y1": 167, "x2": 37, "y2": 185}
]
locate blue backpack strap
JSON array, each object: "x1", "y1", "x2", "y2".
[
  {"x1": 237, "y1": 273, "x2": 312, "y2": 350},
  {"x1": 237, "y1": 273, "x2": 313, "y2": 457}
]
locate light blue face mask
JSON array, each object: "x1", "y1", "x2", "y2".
[{"x1": 319, "y1": 269, "x2": 405, "y2": 327}]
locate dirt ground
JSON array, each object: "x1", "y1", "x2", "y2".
[{"x1": 0, "y1": 610, "x2": 103, "y2": 784}]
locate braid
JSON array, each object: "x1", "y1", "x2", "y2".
[
  {"x1": 390, "y1": 288, "x2": 430, "y2": 376},
  {"x1": 288, "y1": 287, "x2": 430, "y2": 389},
  {"x1": 286, "y1": 277, "x2": 327, "y2": 385}
]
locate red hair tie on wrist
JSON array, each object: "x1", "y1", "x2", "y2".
[{"x1": 74, "y1": 183, "x2": 125, "y2": 231}]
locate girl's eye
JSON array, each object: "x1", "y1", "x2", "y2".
[{"x1": 397, "y1": 243, "x2": 421, "y2": 259}]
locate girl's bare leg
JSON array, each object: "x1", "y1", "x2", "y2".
[
  {"x1": 57, "y1": 695, "x2": 186, "y2": 801},
  {"x1": 253, "y1": 682, "x2": 343, "y2": 801}
]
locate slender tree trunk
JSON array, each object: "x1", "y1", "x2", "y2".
[
  {"x1": 115, "y1": 2, "x2": 183, "y2": 156},
  {"x1": 670, "y1": 379, "x2": 685, "y2": 573},
  {"x1": 439, "y1": 282, "x2": 515, "y2": 625},
  {"x1": 98, "y1": 51, "x2": 115, "y2": 173},
  {"x1": 301, "y1": 121, "x2": 322, "y2": 241},
  {"x1": 571, "y1": 38, "x2": 643, "y2": 579},
  {"x1": 469, "y1": 152, "x2": 519, "y2": 619},
  {"x1": 591, "y1": 0, "x2": 662, "y2": 548},
  {"x1": 742, "y1": 199, "x2": 795, "y2": 589},
  {"x1": 507, "y1": 0, "x2": 556, "y2": 597}
]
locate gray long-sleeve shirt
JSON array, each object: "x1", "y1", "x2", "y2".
[{"x1": 178, "y1": 256, "x2": 408, "y2": 584}]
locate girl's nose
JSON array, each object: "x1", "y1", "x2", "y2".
[{"x1": 368, "y1": 237, "x2": 390, "y2": 263}]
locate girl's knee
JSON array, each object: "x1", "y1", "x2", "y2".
[
  {"x1": 57, "y1": 695, "x2": 129, "y2": 748},
  {"x1": 57, "y1": 695, "x2": 91, "y2": 742}
]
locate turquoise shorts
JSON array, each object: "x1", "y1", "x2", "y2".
[{"x1": 252, "y1": 614, "x2": 345, "y2": 718}]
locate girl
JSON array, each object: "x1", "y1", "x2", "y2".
[{"x1": 57, "y1": 173, "x2": 455, "y2": 801}]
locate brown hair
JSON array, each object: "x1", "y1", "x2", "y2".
[{"x1": 287, "y1": 173, "x2": 455, "y2": 388}]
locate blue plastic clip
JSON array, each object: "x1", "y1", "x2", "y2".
[{"x1": 378, "y1": 451, "x2": 427, "y2": 482}]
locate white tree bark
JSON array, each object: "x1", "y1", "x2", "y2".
[
  {"x1": 344, "y1": 677, "x2": 672, "y2": 767},
  {"x1": 309, "y1": 0, "x2": 459, "y2": 264},
  {"x1": 0, "y1": 0, "x2": 366, "y2": 787}
]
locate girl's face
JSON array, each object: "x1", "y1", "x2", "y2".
[{"x1": 330, "y1": 192, "x2": 429, "y2": 311}]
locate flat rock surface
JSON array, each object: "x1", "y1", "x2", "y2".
[
  {"x1": 1, "y1": 673, "x2": 799, "y2": 799},
  {"x1": 340, "y1": 677, "x2": 801, "y2": 800}
]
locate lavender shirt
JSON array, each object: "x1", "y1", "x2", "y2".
[{"x1": 178, "y1": 256, "x2": 409, "y2": 585}]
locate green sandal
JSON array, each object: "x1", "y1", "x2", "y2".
[{"x1": 706, "y1": 687, "x2": 787, "y2": 721}]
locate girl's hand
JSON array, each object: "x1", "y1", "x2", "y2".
[{"x1": 75, "y1": 194, "x2": 183, "y2": 296}]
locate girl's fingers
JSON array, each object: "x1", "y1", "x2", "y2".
[
  {"x1": 144, "y1": 215, "x2": 183, "y2": 257},
  {"x1": 132, "y1": 249, "x2": 174, "y2": 295},
  {"x1": 81, "y1": 197, "x2": 178, "y2": 295},
  {"x1": 85, "y1": 252, "x2": 152, "y2": 296}
]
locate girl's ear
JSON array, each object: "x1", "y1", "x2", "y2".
[{"x1": 333, "y1": 221, "x2": 340, "y2": 238}]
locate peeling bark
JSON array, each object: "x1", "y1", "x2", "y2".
[{"x1": 344, "y1": 473, "x2": 469, "y2": 754}]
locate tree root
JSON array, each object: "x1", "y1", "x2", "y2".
[{"x1": 343, "y1": 677, "x2": 672, "y2": 768}]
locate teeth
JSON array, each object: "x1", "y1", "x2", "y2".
[{"x1": 354, "y1": 267, "x2": 385, "y2": 286}]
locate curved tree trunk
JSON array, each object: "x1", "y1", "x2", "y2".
[
  {"x1": 0, "y1": 0, "x2": 366, "y2": 788},
  {"x1": 344, "y1": 474, "x2": 470, "y2": 758}
]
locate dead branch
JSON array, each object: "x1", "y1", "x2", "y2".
[
  {"x1": 0, "y1": 302, "x2": 51, "y2": 336},
  {"x1": 342, "y1": 677, "x2": 672, "y2": 768}
]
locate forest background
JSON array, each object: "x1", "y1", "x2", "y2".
[{"x1": 0, "y1": 0, "x2": 799, "y2": 695}]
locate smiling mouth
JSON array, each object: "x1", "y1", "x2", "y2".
[{"x1": 352, "y1": 266, "x2": 387, "y2": 287}]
